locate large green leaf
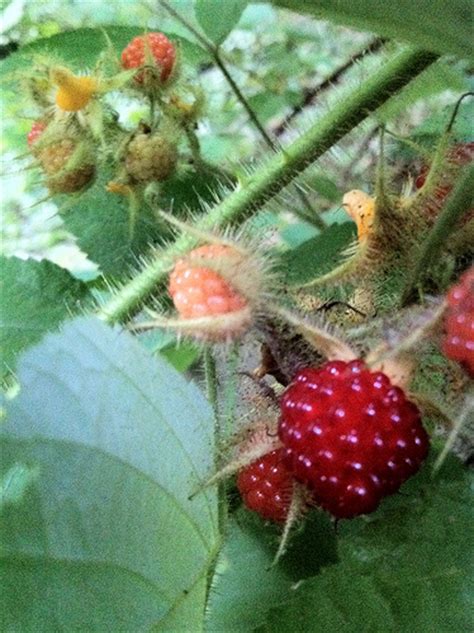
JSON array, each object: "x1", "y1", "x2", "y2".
[
  {"x1": 195, "y1": 0, "x2": 248, "y2": 45},
  {"x1": 205, "y1": 509, "x2": 338, "y2": 632},
  {"x1": 0, "y1": 317, "x2": 218, "y2": 631},
  {"x1": 0, "y1": 26, "x2": 209, "y2": 80},
  {"x1": 0, "y1": 256, "x2": 90, "y2": 370},
  {"x1": 57, "y1": 167, "x2": 162, "y2": 277},
  {"x1": 274, "y1": 0, "x2": 473, "y2": 59},
  {"x1": 259, "y1": 455, "x2": 474, "y2": 632}
]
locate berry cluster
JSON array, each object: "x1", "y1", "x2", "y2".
[
  {"x1": 26, "y1": 32, "x2": 182, "y2": 193},
  {"x1": 442, "y1": 267, "x2": 474, "y2": 377},
  {"x1": 237, "y1": 360, "x2": 429, "y2": 523}
]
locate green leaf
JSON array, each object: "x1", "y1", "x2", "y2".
[
  {"x1": 276, "y1": 222, "x2": 356, "y2": 286},
  {"x1": 158, "y1": 165, "x2": 234, "y2": 215},
  {"x1": 0, "y1": 317, "x2": 218, "y2": 631},
  {"x1": 161, "y1": 343, "x2": 200, "y2": 372},
  {"x1": 58, "y1": 168, "x2": 162, "y2": 277},
  {"x1": 0, "y1": 26, "x2": 209, "y2": 80},
  {"x1": 274, "y1": 0, "x2": 473, "y2": 59},
  {"x1": 137, "y1": 329, "x2": 199, "y2": 372},
  {"x1": 194, "y1": 0, "x2": 248, "y2": 45},
  {"x1": 310, "y1": 174, "x2": 340, "y2": 203},
  {"x1": 248, "y1": 91, "x2": 299, "y2": 124},
  {"x1": 0, "y1": 256, "x2": 90, "y2": 370},
  {"x1": 260, "y1": 455, "x2": 474, "y2": 633},
  {"x1": 205, "y1": 509, "x2": 337, "y2": 632}
]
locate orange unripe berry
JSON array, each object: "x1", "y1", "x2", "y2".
[{"x1": 169, "y1": 245, "x2": 248, "y2": 319}]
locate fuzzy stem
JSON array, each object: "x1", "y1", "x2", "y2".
[
  {"x1": 401, "y1": 164, "x2": 474, "y2": 306},
  {"x1": 97, "y1": 47, "x2": 438, "y2": 323},
  {"x1": 184, "y1": 125, "x2": 207, "y2": 171},
  {"x1": 204, "y1": 350, "x2": 219, "y2": 418},
  {"x1": 204, "y1": 349, "x2": 227, "y2": 533},
  {"x1": 446, "y1": 92, "x2": 474, "y2": 133},
  {"x1": 385, "y1": 128, "x2": 431, "y2": 160},
  {"x1": 374, "y1": 125, "x2": 390, "y2": 211},
  {"x1": 223, "y1": 343, "x2": 240, "y2": 439},
  {"x1": 292, "y1": 186, "x2": 328, "y2": 231}
]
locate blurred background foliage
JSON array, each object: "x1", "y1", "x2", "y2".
[{"x1": 0, "y1": 0, "x2": 471, "y2": 274}]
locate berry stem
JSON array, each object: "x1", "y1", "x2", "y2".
[
  {"x1": 159, "y1": 0, "x2": 277, "y2": 150},
  {"x1": 385, "y1": 128, "x2": 431, "y2": 160},
  {"x1": 184, "y1": 125, "x2": 207, "y2": 171},
  {"x1": 446, "y1": 92, "x2": 474, "y2": 133},
  {"x1": 271, "y1": 483, "x2": 306, "y2": 567},
  {"x1": 97, "y1": 47, "x2": 438, "y2": 323},
  {"x1": 204, "y1": 348, "x2": 228, "y2": 533},
  {"x1": 292, "y1": 185, "x2": 328, "y2": 231},
  {"x1": 223, "y1": 343, "x2": 240, "y2": 439},
  {"x1": 401, "y1": 164, "x2": 474, "y2": 306},
  {"x1": 204, "y1": 349, "x2": 219, "y2": 419},
  {"x1": 374, "y1": 125, "x2": 391, "y2": 214}
]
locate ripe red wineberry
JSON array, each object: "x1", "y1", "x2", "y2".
[
  {"x1": 237, "y1": 448, "x2": 294, "y2": 522},
  {"x1": 279, "y1": 360, "x2": 429, "y2": 519}
]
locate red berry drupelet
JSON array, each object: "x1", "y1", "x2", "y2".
[
  {"x1": 237, "y1": 448, "x2": 294, "y2": 522},
  {"x1": 442, "y1": 267, "x2": 474, "y2": 377},
  {"x1": 169, "y1": 244, "x2": 248, "y2": 319},
  {"x1": 279, "y1": 360, "x2": 430, "y2": 519},
  {"x1": 121, "y1": 33, "x2": 176, "y2": 84}
]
